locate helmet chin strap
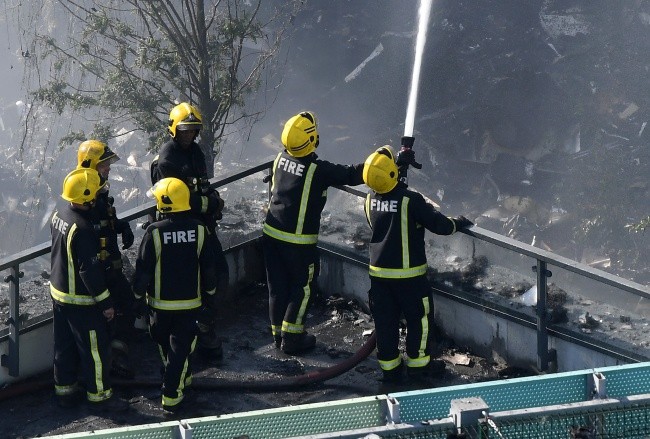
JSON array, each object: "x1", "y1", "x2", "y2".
[{"x1": 70, "y1": 201, "x2": 93, "y2": 210}]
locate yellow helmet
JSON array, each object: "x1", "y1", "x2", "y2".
[
  {"x1": 363, "y1": 146, "x2": 398, "y2": 194},
  {"x1": 61, "y1": 168, "x2": 102, "y2": 205},
  {"x1": 77, "y1": 139, "x2": 120, "y2": 169},
  {"x1": 168, "y1": 103, "x2": 202, "y2": 138},
  {"x1": 147, "y1": 177, "x2": 191, "y2": 213},
  {"x1": 281, "y1": 111, "x2": 319, "y2": 157}
]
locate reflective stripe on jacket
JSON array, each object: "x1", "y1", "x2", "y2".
[
  {"x1": 132, "y1": 214, "x2": 216, "y2": 311},
  {"x1": 50, "y1": 204, "x2": 111, "y2": 307},
  {"x1": 263, "y1": 150, "x2": 364, "y2": 245},
  {"x1": 364, "y1": 185, "x2": 456, "y2": 279}
]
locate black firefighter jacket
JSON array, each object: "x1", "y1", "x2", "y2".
[
  {"x1": 153, "y1": 139, "x2": 208, "y2": 185},
  {"x1": 152, "y1": 139, "x2": 222, "y2": 221},
  {"x1": 132, "y1": 213, "x2": 217, "y2": 311},
  {"x1": 50, "y1": 203, "x2": 112, "y2": 310},
  {"x1": 263, "y1": 150, "x2": 364, "y2": 245},
  {"x1": 92, "y1": 188, "x2": 127, "y2": 266},
  {"x1": 364, "y1": 184, "x2": 458, "y2": 279}
]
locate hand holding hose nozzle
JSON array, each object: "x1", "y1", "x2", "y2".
[
  {"x1": 401, "y1": 136, "x2": 415, "y2": 149},
  {"x1": 397, "y1": 136, "x2": 422, "y2": 170},
  {"x1": 397, "y1": 136, "x2": 421, "y2": 185}
]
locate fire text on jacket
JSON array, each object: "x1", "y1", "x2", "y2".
[
  {"x1": 278, "y1": 157, "x2": 305, "y2": 177},
  {"x1": 51, "y1": 213, "x2": 69, "y2": 235},
  {"x1": 369, "y1": 199, "x2": 398, "y2": 212},
  {"x1": 162, "y1": 230, "x2": 196, "y2": 244}
]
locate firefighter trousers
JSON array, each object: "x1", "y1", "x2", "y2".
[
  {"x1": 149, "y1": 308, "x2": 198, "y2": 409},
  {"x1": 262, "y1": 235, "x2": 319, "y2": 338},
  {"x1": 53, "y1": 301, "x2": 113, "y2": 402},
  {"x1": 368, "y1": 275, "x2": 435, "y2": 371}
]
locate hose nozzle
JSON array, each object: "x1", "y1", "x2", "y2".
[
  {"x1": 401, "y1": 136, "x2": 415, "y2": 149},
  {"x1": 398, "y1": 136, "x2": 421, "y2": 170}
]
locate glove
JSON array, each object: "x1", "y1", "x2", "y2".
[
  {"x1": 121, "y1": 223, "x2": 135, "y2": 250},
  {"x1": 132, "y1": 298, "x2": 148, "y2": 318},
  {"x1": 209, "y1": 191, "x2": 225, "y2": 220},
  {"x1": 452, "y1": 215, "x2": 474, "y2": 230},
  {"x1": 396, "y1": 138, "x2": 422, "y2": 169},
  {"x1": 396, "y1": 148, "x2": 415, "y2": 168}
]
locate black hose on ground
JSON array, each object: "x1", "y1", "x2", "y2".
[
  {"x1": 116, "y1": 331, "x2": 378, "y2": 391},
  {"x1": 0, "y1": 332, "x2": 377, "y2": 400},
  {"x1": 0, "y1": 377, "x2": 52, "y2": 401}
]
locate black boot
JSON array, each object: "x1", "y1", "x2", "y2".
[
  {"x1": 162, "y1": 396, "x2": 188, "y2": 417},
  {"x1": 87, "y1": 396, "x2": 130, "y2": 413},
  {"x1": 55, "y1": 387, "x2": 84, "y2": 408},
  {"x1": 280, "y1": 331, "x2": 316, "y2": 355},
  {"x1": 407, "y1": 359, "x2": 446, "y2": 380},
  {"x1": 377, "y1": 364, "x2": 407, "y2": 393},
  {"x1": 380, "y1": 365, "x2": 405, "y2": 383},
  {"x1": 273, "y1": 334, "x2": 282, "y2": 348}
]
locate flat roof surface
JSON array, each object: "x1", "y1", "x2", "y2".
[{"x1": 0, "y1": 284, "x2": 524, "y2": 438}]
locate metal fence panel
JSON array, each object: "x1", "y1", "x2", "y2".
[{"x1": 392, "y1": 370, "x2": 590, "y2": 423}]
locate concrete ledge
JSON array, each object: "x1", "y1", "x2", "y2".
[{"x1": 0, "y1": 237, "x2": 642, "y2": 386}]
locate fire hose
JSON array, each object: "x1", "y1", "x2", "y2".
[
  {"x1": 0, "y1": 332, "x2": 377, "y2": 400},
  {"x1": 119, "y1": 331, "x2": 377, "y2": 391}
]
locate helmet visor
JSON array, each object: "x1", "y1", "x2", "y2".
[
  {"x1": 176, "y1": 123, "x2": 201, "y2": 132},
  {"x1": 176, "y1": 110, "x2": 202, "y2": 131},
  {"x1": 146, "y1": 179, "x2": 162, "y2": 200},
  {"x1": 98, "y1": 147, "x2": 120, "y2": 165}
]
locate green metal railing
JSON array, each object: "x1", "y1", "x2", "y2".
[
  {"x1": 44, "y1": 363, "x2": 650, "y2": 439},
  {"x1": 1, "y1": 161, "x2": 650, "y2": 378},
  {"x1": 483, "y1": 396, "x2": 650, "y2": 438}
]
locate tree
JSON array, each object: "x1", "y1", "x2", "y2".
[
  {"x1": 23, "y1": 0, "x2": 301, "y2": 176},
  {"x1": 627, "y1": 216, "x2": 650, "y2": 233}
]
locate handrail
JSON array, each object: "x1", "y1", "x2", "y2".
[
  {"x1": 462, "y1": 227, "x2": 650, "y2": 298},
  {"x1": 3, "y1": 161, "x2": 647, "y2": 297},
  {"x1": 1, "y1": 160, "x2": 649, "y2": 377},
  {"x1": 334, "y1": 187, "x2": 649, "y2": 298},
  {"x1": 0, "y1": 161, "x2": 274, "y2": 271},
  {"x1": 0, "y1": 242, "x2": 51, "y2": 273}
]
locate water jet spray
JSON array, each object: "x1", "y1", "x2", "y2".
[{"x1": 399, "y1": 0, "x2": 433, "y2": 180}]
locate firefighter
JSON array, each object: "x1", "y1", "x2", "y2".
[
  {"x1": 150, "y1": 102, "x2": 226, "y2": 361},
  {"x1": 76, "y1": 139, "x2": 136, "y2": 378},
  {"x1": 263, "y1": 111, "x2": 365, "y2": 355},
  {"x1": 132, "y1": 177, "x2": 217, "y2": 414},
  {"x1": 50, "y1": 168, "x2": 128, "y2": 411},
  {"x1": 362, "y1": 146, "x2": 473, "y2": 383}
]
